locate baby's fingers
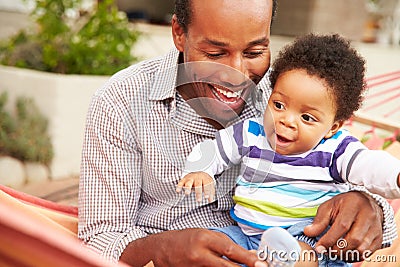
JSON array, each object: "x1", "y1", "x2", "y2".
[
  {"x1": 176, "y1": 180, "x2": 185, "y2": 193},
  {"x1": 203, "y1": 181, "x2": 215, "y2": 202},
  {"x1": 176, "y1": 178, "x2": 194, "y2": 195},
  {"x1": 194, "y1": 178, "x2": 204, "y2": 202}
]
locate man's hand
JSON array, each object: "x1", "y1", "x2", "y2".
[
  {"x1": 304, "y1": 191, "x2": 383, "y2": 262},
  {"x1": 121, "y1": 228, "x2": 268, "y2": 267}
]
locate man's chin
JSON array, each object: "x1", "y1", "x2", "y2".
[
  {"x1": 203, "y1": 109, "x2": 243, "y2": 129},
  {"x1": 184, "y1": 96, "x2": 245, "y2": 129}
]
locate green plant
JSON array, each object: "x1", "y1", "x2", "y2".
[
  {"x1": 0, "y1": 0, "x2": 140, "y2": 75},
  {"x1": 0, "y1": 92, "x2": 53, "y2": 165},
  {"x1": 0, "y1": 93, "x2": 14, "y2": 153}
]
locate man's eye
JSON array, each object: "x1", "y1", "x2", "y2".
[
  {"x1": 244, "y1": 50, "x2": 264, "y2": 58},
  {"x1": 205, "y1": 52, "x2": 224, "y2": 59},
  {"x1": 302, "y1": 114, "x2": 316, "y2": 122}
]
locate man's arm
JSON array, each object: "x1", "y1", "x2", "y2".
[
  {"x1": 79, "y1": 93, "x2": 148, "y2": 261},
  {"x1": 304, "y1": 189, "x2": 397, "y2": 261},
  {"x1": 350, "y1": 186, "x2": 397, "y2": 249},
  {"x1": 120, "y1": 228, "x2": 268, "y2": 267}
]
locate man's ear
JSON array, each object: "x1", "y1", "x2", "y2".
[
  {"x1": 171, "y1": 14, "x2": 185, "y2": 52},
  {"x1": 324, "y1": 120, "x2": 344, "y2": 139}
]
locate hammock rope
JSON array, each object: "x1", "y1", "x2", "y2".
[
  {"x1": 348, "y1": 70, "x2": 400, "y2": 149},
  {"x1": 360, "y1": 70, "x2": 400, "y2": 119}
]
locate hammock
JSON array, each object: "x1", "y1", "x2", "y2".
[
  {"x1": 346, "y1": 70, "x2": 400, "y2": 156},
  {"x1": 0, "y1": 184, "x2": 130, "y2": 267}
]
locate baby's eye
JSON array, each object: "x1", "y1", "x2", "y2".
[
  {"x1": 302, "y1": 114, "x2": 317, "y2": 122},
  {"x1": 274, "y1": 101, "x2": 284, "y2": 110}
]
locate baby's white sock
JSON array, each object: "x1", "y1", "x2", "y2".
[{"x1": 257, "y1": 227, "x2": 301, "y2": 267}]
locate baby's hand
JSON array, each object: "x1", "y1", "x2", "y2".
[{"x1": 176, "y1": 172, "x2": 215, "y2": 202}]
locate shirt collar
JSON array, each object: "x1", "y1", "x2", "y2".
[{"x1": 148, "y1": 48, "x2": 180, "y2": 101}]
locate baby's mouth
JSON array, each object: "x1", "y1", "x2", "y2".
[{"x1": 276, "y1": 134, "x2": 291, "y2": 143}]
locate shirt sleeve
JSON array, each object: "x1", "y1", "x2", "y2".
[
  {"x1": 346, "y1": 149, "x2": 400, "y2": 198},
  {"x1": 78, "y1": 92, "x2": 147, "y2": 262},
  {"x1": 181, "y1": 123, "x2": 243, "y2": 178}
]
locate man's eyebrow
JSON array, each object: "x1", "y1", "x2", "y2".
[
  {"x1": 203, "y1": 37, "x2": 269, "y2": 47},
  {"x1": 249, "y1": 37, "x2": 269, "y2": 46},
  {"x1": 204, "y1": 38, "x2": 228, "y2": 47}
]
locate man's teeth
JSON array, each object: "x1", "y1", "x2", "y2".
[{"x1": 215, "y1": 87, "x2": 243, "y2": 98}]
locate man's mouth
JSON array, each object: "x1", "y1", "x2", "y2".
[{"x1": 210, "y1": 84, "x2": 244, "y2": 104}]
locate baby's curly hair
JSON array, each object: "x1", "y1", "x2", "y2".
[{"x1": 270, "y1": 33, "x2": 367, "y2": 122}]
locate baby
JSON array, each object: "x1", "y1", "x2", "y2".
[{"x1": 177, "y1": 33, "x2": 400, "y2": 267}]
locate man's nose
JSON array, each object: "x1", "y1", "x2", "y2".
[{"x1": 219, "y1": 55, "x2": 249, "y2": 88}]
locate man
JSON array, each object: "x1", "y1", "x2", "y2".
[{"x1": 78, "y1": 0, "x2": 396, "y2": 266}]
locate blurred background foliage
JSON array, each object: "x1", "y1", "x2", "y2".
[
  {"x1": 0, "y1": 0, "x2": 141, "y2": 75},
  {"x1": 0, "y1": 92, "x2": 53, "y2": 165}
]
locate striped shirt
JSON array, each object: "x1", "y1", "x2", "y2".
[
  {"x1": 186, "y1": 117, "x2": 400, "y2": 235},
  {"x1": 78, "y1": 48, "x2": 397, "y2": 261}
]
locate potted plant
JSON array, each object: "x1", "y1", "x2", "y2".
[{"x1": 0, "y1": 0, "x2": 141, "y2": 179}]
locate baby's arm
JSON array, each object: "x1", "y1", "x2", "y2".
[
  {"x1": 177, "y1": 123, "x2": 245, "y2": 202},
  {"x1": 176, "y1": 172, "x2": 215, "y2": 202},
  {"x1": 176, "y1": 139, "x2": 225, "y2": 203},
  {"x1": 343, "y1": 148, "x2": 400, "y2": 198}
]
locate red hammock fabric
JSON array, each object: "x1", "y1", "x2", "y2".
[
  {"x1": 0, "y1": 183, "x2": 78, "y2": 217},
  {"x1": 0, "y1": 190, "x2": 128, "y2": 267}
]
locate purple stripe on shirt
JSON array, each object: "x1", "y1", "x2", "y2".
[
  {"x1": 247, "y1": 146, "x2": 332, "y2": 168},
  {"x1": 215, "y1": 130, "x2": 230, "y2": 165},
  {"x1": 330, "y1": 136, "x2": 359, "y2": 183},
  {"x1": 232, "y1": 122, "x2": 244, "y2": 156},
  {"x1": 246, "y1": 146, "x2": 275, "y2": 162},
  {"x1": 241, "y1": 166, "x2": 334, "y2": 184}
]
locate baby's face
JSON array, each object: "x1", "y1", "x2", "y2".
[{"x1": 264, "y1": 69, "x2": 341, "y2": 155}]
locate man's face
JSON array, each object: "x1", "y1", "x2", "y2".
[{"x1": 172, "y1": 0, "x2": 273, "y2": 129}]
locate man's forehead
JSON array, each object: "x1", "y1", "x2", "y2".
[{"x1": 190, "y1": 0, "x2": 272, "y2": 16}]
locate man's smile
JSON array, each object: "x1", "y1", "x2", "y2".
[{"x1": 210, "y1": 83, "x2": 244, "y2": 104}]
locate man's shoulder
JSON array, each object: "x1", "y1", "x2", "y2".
[
  {"x1": 112, "y1": 49, "x2": 179, "y2": 85},
  {"x1": 94, "y1": 49, "x2": 179, "y2": 99}
]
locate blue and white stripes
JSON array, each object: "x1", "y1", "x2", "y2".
[{"x1": 183, "y1": 116, "x2": 400, "y2": 235}]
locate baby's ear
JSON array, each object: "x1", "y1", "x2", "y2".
[{"x1": 324, "y1": 120, "x2": 344, "y2": 139}]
